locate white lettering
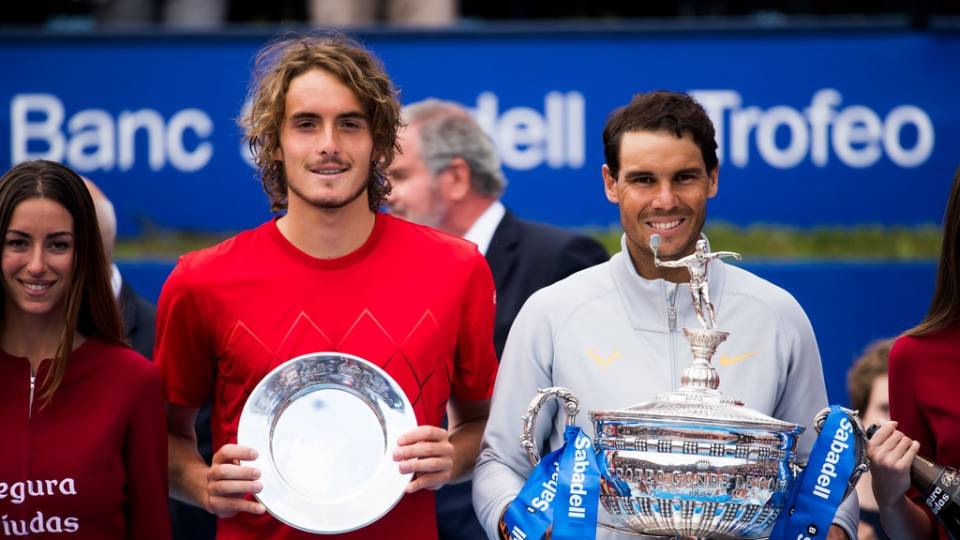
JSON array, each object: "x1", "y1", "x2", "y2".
[
  {"x1": 67, "y1": 109, "x2": 115, "y2": 172},
  {"x1": 9, "y1": 93, "x2": 214, "y2": 173},
  {"x1": 167, "y1": 108, "x2": 214, "y2": 172},
  {"x1": 565, "y1": 92, "x2": 585, "y2": 167},
  {"x1": 118, "y1": 109, "x2": 165, "y2": 171},
  {"x1": 806, "y1": 89, "x2": 840, "y2": 166},
  {"x1": 756, "y1": 106, "x2": 808, "y2": 168},
  {"x1": 567, "y1": 436, "x2": 591, "y2": 519},
  {"x1": 10, "y1": 483, "x2": 24, "y2": 505},
  {"x1": 59, "y1": 477, "x2": 76, "y2": 496},
  {"x1": 63, "y1": 516, "x2": 79, "y2": 533},
  {"x1": 730, "y1": 106, "x2": 762, "y2": 167},
  {"x1": 11, "y1": 93, "x2": 65, "y2": 163},
  {"x1": 689, "y1": 89, "x2": 935, "y2": 169},
  {"x1": 833, "y1": 105, "x2": 882, "y2": 168},
  {"x1": 471, "y1": 91, "x2": 585, "y2": 171},
  {"x1": 884, "y1": 105, "x2": 935, "y2": 167},
  {"x1": 692, "y1": 90, "x2": 740, "y2": 165},
  {"x1": 529, "y1": 460, "x2": 560, "y2": 513},
  {"x1": 498, "y1": 106, "x2": 545, "y2": 171}
]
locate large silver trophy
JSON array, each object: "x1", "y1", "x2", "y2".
[{"x1": 520, "y1": 236, "x2": 869, "y2": 539}]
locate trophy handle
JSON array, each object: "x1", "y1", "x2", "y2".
[
  {"x1": 520, "y1": 387, "x2": 580, "y2": 465},
  {"x1": 813, "y1": 406, "x2": 871, "y2": 501}
]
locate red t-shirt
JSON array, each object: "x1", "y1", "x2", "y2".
[
  {"x1": 155, "y1": 212, "x2": 498, "y2": 540},
  {"x1": 0, "y1": 338, "x2": 170, "y2": 539},
  {"x1": 889, "y1": 324, "x2": 960, "y2": 540}
]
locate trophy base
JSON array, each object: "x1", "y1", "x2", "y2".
[{"x1": 679, "y1": 328, "x2": 728, "y2": 392}]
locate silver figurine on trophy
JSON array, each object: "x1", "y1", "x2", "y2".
[
  {"x1": 520, "y1": 236, "x2": 868, "y2": 539},
  {"x1": 651, "y1": 234, "x2": 740, "y2": 330}
]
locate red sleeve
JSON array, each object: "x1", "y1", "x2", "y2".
[
  {"x1": 451, "y1": 250, "x2": 498, "y2": 401},
  {"x1": 124, "y1": 361, "x2": 172, "y2": 540},
  {"x1": 889, "y1": 336, "x2": 936, "y2": 455},
  {"x1": 888, "y1": 335, "x2": 938, "y2": 529},
  {"x1": 154, "y1": 256, "x2": 214, "y2": 408}
]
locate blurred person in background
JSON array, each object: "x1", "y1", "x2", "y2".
[
  {"x1": 868, "y1": 167, "x2": 960, "y2": 540},
  {"x1": 0, "y1": 159, "x2": 169, "y2": 539},
  {"x1": 387, "y1": 98, "x2": 609, "y2": 360},
  {"x1": 309, "y1": 0, "x2": 455, "y2": 27},
  {"x1": 85, "y1": 178, "x2": 216, "y2": 540},
  {"x1": 847, "y1": 339, "x2": 893, "y2": 540},
  {"x1": 386, "y1": 98, "x2": 608, "y2": 540},
  {"x1": 83, "y1": 178, "x2": 156, "y2": 358}
]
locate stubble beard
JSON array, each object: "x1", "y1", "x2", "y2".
[
  {"x1": 632, "y1": 215, "x2": 706, "y2": 263},
  {"x1": 288, "y1": 174, "x2": 370, "y2": 211}
]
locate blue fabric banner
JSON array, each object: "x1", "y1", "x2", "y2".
[
  {"x1": 771, "y1": 405, "x2": 859, "y2": 540},
  {"x1": 503, "y1": 426, "x2": 601, "y2": 540}
]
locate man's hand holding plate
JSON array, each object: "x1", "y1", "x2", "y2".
[
  {"x1": 206, "y1": 443, "x2": 267, "y2": 518},
  {"x1": 393, "y1": 426, "x2": 455, "y2": 493}
]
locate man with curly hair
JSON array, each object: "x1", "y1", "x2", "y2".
[{"x1": 154, "y1": 34, "x2": 498, "y2": 540}]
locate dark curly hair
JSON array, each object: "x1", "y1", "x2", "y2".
[
  {"x1": 603, "y1": 91, "x2": 718, "y2": 179},
  {"x1": 241, "y1": 33, "x2": 401, "y2": 211}
]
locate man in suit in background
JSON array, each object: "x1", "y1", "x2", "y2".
[
  {"x1": 85, "y1": 179, "x2": 216, "y2": 540},
  {"x1": 85, "y1": 179, "x2": 157, "y2": 358},
  {"x1": 386, "y1": 98, "x2": 609, "y2": 540},
  {"x1": 387, "y1": 99, "x2": 609, "y2": 359}
]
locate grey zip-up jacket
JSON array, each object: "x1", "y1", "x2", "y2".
[{"x1": 473, "y1": 239, "x2": 858, "y2": 539}]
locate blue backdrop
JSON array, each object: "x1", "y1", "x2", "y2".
[
  {"x1": 2, "y1": 29, "x2": 958, "y2": 234},
  {"x1": 1, "y1": 27, "x2": 951, "y2": 407}
]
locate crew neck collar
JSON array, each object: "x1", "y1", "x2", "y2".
[{"x1": 266, "y1": 211, "x2": 386, "y2": 270}]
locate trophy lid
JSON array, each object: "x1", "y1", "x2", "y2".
[{"x1": 590, "y1": 328, "x2": 803, "y2": 435}]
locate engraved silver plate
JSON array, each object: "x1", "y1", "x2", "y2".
[{"x1": 237, "y1": 352, "x2": 417, "y2": 534}]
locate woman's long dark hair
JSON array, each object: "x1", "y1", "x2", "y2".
[
  {"x1": 0, "y1": 160, "x2": 125, "y2": 404},
  {"x1": 907, "y1": 166, "x2": 960, "y2": 337}
]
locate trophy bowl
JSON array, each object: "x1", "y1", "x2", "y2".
[
  {"x1": 591, "y1": 398, "x2": 803, "y2": 538},
  {"x1": 520, "y1": 329, "x2": 868, "y2": 539}
]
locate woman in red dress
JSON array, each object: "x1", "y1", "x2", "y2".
[
  {"x1": 0, "y1": 160, "x2": 171, "y2": 539},
  {"x1": 868, "y1": 167, "x2": 960, "y2": 540}
]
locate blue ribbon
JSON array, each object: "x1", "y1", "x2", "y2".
[
  {"x1": 771, "y1": 405, "x2": 858, "y2": 540},
  {"x1": 503, "y1": 426, "x2": 602, "y2": 540}
]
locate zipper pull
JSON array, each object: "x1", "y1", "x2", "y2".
[
  {"x1": 667, "y1": 282, "x2": 680, "y2": 332},
  {"x1": 29, "y1": 374, "x2": 35, "y2": 419}
]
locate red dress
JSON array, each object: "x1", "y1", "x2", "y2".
[
  {"x1": 0, "y1": 338, "x2": 170, "y2": 539},
  {"x1": 155, "y1": 213, "x2": 499, "y2": 540},
  {"x1": 889, "y1": 323, "x2": 960, "y2": 540}
]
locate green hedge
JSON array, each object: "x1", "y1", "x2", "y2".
[
  {"x1": 115, "y1": 222, "x2": 942, "y2": 261},
  {"x1": 587, "y1": 222, "x2": 941, "y2": 260}
]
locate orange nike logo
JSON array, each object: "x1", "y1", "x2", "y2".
[
  {"x1": 719, "y1": 352, "x2": 757, "y2": 366},
  {"x1": 586, "y1": 348, "x2": 621, "y2": 369}
]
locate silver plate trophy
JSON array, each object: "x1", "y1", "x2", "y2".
[
  {"x1": 238, "y1": 352, "x2": 417, "y2": 534},
  {"x1": 521, "y1": 236, "x2": 869, "y2": 539}
]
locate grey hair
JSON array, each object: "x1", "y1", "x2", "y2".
[{"x1": 403, "y1": 98, "x2": 506, "y2": 197}]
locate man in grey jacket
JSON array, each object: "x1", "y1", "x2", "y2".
[{"x1": 472, "y1": 91, "x2": 857, "y2": 540}]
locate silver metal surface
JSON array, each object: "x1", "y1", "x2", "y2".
[
  {"x1": 521, "y1": 387, "x2": 580, "y2": 465},
  {"x1": 514, "y1": 238, "x2": 870, "y2": 538},
  {"x1": 237, "y1": 352, "x2": 417, "y2": 534},
  {"x1": 652, "y1": 235, "x2": 741, "y2": 329}
]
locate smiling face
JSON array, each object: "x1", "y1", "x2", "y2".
[
  {"x1": 603, "y1": 129, "x2": 718, "y2": 270},
  {"x1": 273, "y1": 68, "x2": 375, "y2": 212},
  {"x1": 2, "y1": 197, "x2": 75, "y2": 321}
]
